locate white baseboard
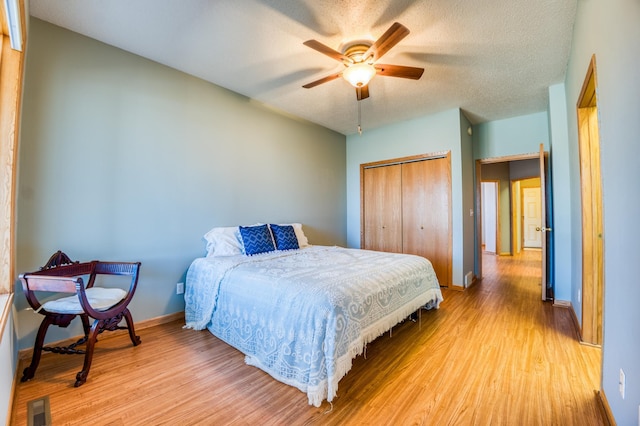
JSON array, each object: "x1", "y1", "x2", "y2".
[{"x1": 552, "y1": 300, "x2": 571, "y2": 308}]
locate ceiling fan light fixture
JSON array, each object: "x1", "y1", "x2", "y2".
[{"x1": 342, "y1": 62, "x2": 376, "y2": 88}]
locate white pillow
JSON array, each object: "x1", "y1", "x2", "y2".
[
  {"x1": 203, "y1": 223, "x2": 309, "y2": 255},
  {"x1": 279, "y1": 223, "x2": 309, "y2": 248},
  {"x1": 203, "y1": 226, "x2": 243, "y2": 257}
]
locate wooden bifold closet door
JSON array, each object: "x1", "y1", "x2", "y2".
[
  {"x1": 363, "y1": 164, "x2": 403, "y2": 253},
  {"x1": 362, "y1": 154, "x2": 452, "y2": 287}
]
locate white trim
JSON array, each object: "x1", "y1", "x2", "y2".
[{"x1": 3, "y1": 0, "x2": 22, "y2": 51}]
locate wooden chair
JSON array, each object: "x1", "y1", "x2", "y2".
[{"x1": 19, "y1": 251, "x2": 142, "y2": 387}]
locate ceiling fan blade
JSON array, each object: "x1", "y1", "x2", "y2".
[
  {"x1": 303, "y1": 40, "x2": 353, "y2": 63},
  {"x1": 302, "y1": 72, "x2": 342, "y2": 89},
  {"x1": 364, "y1": 22, "x2": 410, "y2": 62},
  {"x1": 356, "y1": 85, "x2": 370, "y2": 100},
  {"x1": 375, "y1": 64, "x2": 424, "y2": 79}
]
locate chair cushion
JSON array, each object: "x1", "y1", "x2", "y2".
[{"x1": 42, "y1": 287, "x2": 127, "y2": 314}]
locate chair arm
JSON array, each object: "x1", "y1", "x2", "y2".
[
  {"x1": 83, "y1": 262, "x2": 141, "y2": 320},
  {"x1": 19, "y1": 274, "x2": 85, "y2": 313}
]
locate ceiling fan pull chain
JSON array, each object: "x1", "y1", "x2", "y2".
[{"x1": 357, "y1": 92, "x2": 363, "y2": 135}]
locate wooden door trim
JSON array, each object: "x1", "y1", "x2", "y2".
[
  {"x1": 511, "y1": 180, "x2": 519, "y2": 256},
  {"x1": 478, "y1": 153, "x2": 540, "y2": 164},
  {"x1": 361, "y1": 151, "x2": 450, "y2": 170},
  {"x1": 577, "y1": 54, "x2": 604, "y2": 346},
  {"x1": 444, "y1": 153, "x2": 453, "y2": 287},
  {"x1": 0, "y1": 0, "x2": 27, "y2": 298}
]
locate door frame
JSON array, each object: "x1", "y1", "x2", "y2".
[
  {"x1": 475, "y1": 153, "x2": 549, "y2": 285},
  {"x1": 577, "y1": 54, "x2": 604, "y2": 346}
]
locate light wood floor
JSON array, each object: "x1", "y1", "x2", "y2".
[{"x1": 11, "y1": 251, "x2": 605, "y2": 425}]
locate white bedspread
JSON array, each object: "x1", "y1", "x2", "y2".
[{"x1": 184, "y1": 246, "x2": 443, "y2": 406}]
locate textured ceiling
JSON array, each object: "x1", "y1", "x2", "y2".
[{"x1": 29, "y1": 0, "x2": 577, "y2": 135}]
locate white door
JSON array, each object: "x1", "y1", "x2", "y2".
[{"x1": 523, "y1": 187, "x2": 542, "y2": 248}]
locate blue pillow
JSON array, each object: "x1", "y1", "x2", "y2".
[
  {"x1": 239, "y1": 224, "x2": 275, "y2": 256},
  {"x1": 270, "y1": 224, "x2": 299, "y2": 251}
]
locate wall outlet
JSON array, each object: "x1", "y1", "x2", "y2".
[
  {"x1": 176, "y1": 282, "x2": 184, "y2": 295},
  {"x1": 619, "y1": 368, "x2": 625, "y2": 399},
  {"x1": 578, "y1": 289, "x2": 581, "y2": 303}
]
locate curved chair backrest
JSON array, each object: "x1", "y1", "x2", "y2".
[{"x1": 40, "y1": 250, "x2": 79, "y2": 270}]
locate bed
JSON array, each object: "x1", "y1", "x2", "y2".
[{"x1": 184, "y1": 224, "x2": 443, "y2": 407}]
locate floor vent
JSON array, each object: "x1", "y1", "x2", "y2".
[{"x1": 27, "y1": 396, "x2": 51, "y2": 426}]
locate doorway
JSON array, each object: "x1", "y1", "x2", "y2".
[
  {"x1": 476, "y1": 154, "x2": 551, "y2": 300},
  {"x1": 577, "y1": 55, "x2": 604, "y2": 346}
]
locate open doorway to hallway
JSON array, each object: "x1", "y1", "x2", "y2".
[{"x1": 477, "y1": 156, "x2": 546, "y2": 299}]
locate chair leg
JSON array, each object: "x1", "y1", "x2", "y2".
[
  {"x1": 122, "y1": 308, "x2": 141, "y2": 346},
  {"x1": 74, "y1": 320, "x2": 100, "y2": 387},
  {"x1": 21, "y1": 316, "x2": 55, "y2": 382},
  {"x1": 80, "y1": 314, "x2": 91, "y2": 339}
]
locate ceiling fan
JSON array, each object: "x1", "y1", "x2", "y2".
[{"x1": 302, "y1": 22, "x2": 424, "y2": 101}]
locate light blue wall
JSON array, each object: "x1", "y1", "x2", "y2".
[
  {"x1": 346, "y1": 108, "x2": 473, "y2": 286},
  {"x1": 547, "y1": 83, "x2": 572, "y2": 302},
  {"x1": 459, "y1": 112, "x2": 475, "y2": 282},
  {"x1": 14, "y1": 19, "x2": 346, "y2": 350},
  {"x1": 564, "y1": 0, "x2": 640, "y2": 423},
  {"x1": 473, "y1": 111, "x2": 550, "y2": 160}
]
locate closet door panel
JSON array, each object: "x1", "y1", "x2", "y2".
[
  {"x1": 402, "y1": 158, "x2": 452, "y2": 286},
  {"x1": 363, "y1": 165, "x2": 403, "y2": 253}
]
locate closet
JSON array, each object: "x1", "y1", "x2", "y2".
[{"x1": 361, "y1": 152, "x2": 452, "y2": 287}]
